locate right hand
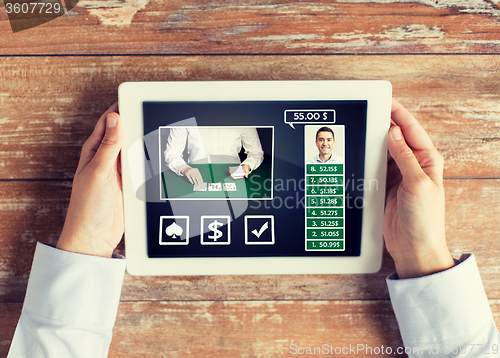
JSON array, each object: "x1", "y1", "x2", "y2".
[
  {"x1": 241, "y1": 164, "x2": 251, "y2": 178},
  {"x1": 181, "y1": 167, "x2": 204, "y2": 186},
  {"x1": 383, "y1": 99, "x2": 455, "y2": 279}
]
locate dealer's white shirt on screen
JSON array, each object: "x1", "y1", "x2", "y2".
[
  {"x1": 164, "y1": 127, "x2": 264, "y2": 176},
  {"x1": 309, "y1": 154, "x2": 344, "y2": 164}
]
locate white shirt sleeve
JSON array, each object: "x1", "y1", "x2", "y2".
[
  {"x1": 239, "y1": 127, "x2": 264, "y2": 171},
  {"x1": 7, "y1": 242, "x2": 127, "y2": 358},
  {"x1": 165, "y1": 127, "x2": 265, "y2": 175},
  {"x1": 164, "y1": 127, "x2": 190, "y2": 176},
  {"x1": 387, "y1": 254, "x2": 500, "y2": 357}
]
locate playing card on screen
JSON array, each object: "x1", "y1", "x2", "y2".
[
  {"x1": 223, "y1": 183, "x2": 237, "y2": 191},
  {"x1": 193, "y1": 183, "x2": 207, "y2": 191}
]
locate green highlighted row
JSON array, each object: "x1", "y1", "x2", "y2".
[
  {"x1": 306, "y1": 240, "x2": 344, "y2": 250},
  {"x1": 306, "y1": 228, "x2": 344, "y2": 240},
  {"x1": 306, "y1": 164, "x2": 343, "y2": 174},
  {"x1": 306, "y1": 175, "x2": 343, "y2": 185},
  {"x1": 307, "y1": 218, "x2": 343, "y2": 228},
  {"x1": 306, "y1": 185, "x2": 343, "y2": 196},
  {"x1": 306, "y1": 208, "x2": 343, "y2": 218},
  {"x1": 307, "y1": 196, "x2": 343, "y2": 207}
]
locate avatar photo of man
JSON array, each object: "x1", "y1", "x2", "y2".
[{"x1": 305, "y1": 125, "x2": 345, "y2": 164}]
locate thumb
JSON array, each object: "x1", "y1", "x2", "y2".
[
  {"x1": 387, "y1": 126, "x2": 425, "y2": 184},
  {"x1": 93, "y1": 113, "x2": 123, "y2": 171}
]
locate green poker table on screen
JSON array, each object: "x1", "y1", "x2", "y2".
[{"x1": 161, "y1": 163, "x2": 272, "y2": 199}]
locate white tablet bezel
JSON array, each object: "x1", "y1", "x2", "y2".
[{"x1": 118, "y1": 80, "x2": 392, "y2": 276}]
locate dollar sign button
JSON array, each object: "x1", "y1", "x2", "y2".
[{"x1": 208, "y1": 220, "x2": 223, "y2": 241}]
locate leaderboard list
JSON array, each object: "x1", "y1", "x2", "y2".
[{"x1": 305, "y1": 163, "x2": 345, "y2": 251}]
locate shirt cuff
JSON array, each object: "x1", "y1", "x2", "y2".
[
  {"x1": 174, "y1": 163, "x2": 190, "y2": 176},
  {"x1": 386, "y1": 254, "x2": 494, "y2": 348},
  {"x1": 23, "y1": 242, "x2": 127, "y2": 329}
]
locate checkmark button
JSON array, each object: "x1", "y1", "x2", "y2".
[
  {"x1": 245, "y1": 215, "x2": 275, "y2": 245},
  {"x1": 251, "y1": 222, "x2": 268, "y2": 238}
]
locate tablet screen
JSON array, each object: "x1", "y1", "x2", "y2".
[{"x1": 141, "y1": 100, "x2": 367, "y2": 258}]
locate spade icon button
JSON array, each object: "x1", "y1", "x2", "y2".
[
  {"x1": 159, "y1": 216, "x2": 189, "y2": 245},
  {"x1": 166, "y1": 222, "x2": 183, "y2": 238}
]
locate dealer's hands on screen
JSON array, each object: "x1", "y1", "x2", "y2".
[
  {"x1": 383, "y1": 99, "x2": 455, "y2": 279},
  {"x1": 56, "y1": 103, "x2": 124, "y2": 258},
  {"x1": 181, "y1": 167, "x2": 204, "y2": 186},
  {"x1": 241, "y1": 164, "x2": 251, "y2": 178}
]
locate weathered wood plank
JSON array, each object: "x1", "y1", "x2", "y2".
[
  {"x1": 0, "y1": 1, "x2": 497, "y2": 356},
  {"x1": 0, "y1": 181, "x2": 69, "y2": 302},
  {"x1": 0, "y1": 300, "x2": 405, "y2": 357},
  {"x1": 1, "y1": 1, "x2": 500, "y2": 54},
  {"x1": 110, "y1": 300, "x2": 405, "y2": 358},
  {"x1": 0, "y1": 302, "x2": 22, "y2": 356},
  {"x1": 0, "y1": 301, "x2": 401, "y2": 357},
  {"x1": 0, "y1": 179, "x2": 498, "y2": 302},
  {"x1": 0, "y1": 55, "x2": 499, "y2": 179},
  {"x1": 3, "y1": 300, "x2": 500, "y2": 358}
]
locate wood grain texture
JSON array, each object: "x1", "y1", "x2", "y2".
[
  {"x1": 108, "y1": 300, "x2": 500, "y2": 358},
  {"x1": 3, "y1": 300, "x2": 500, "y2": 358},
  {"x1": 109, "y1": 300, "x2": 405, "y2": 358},
  {"x1": 0, "y1": 55, "x2": 499, "y2": 179},
  {"x1": 1, "y1": 1, "x2": 500, "y2": 54},
  {"x1": 0, "y1": 179, "x2": 498, "y2": 303},
  {"x1": 1, "y1": 1, "x2": 499, "y2": 354},
  {"x1": 0, "y1": 302, "x2": 23, "y2": 355},
  {"x1": 0, "y1": 181, "x2": 69, "y2": 300}
]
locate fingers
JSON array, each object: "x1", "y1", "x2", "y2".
[
  {"x1": 77, "y1": 102, "x2": 119, "y2": 174},
  {"x1": 185, "y1": 168, "x2": 203, "y2": 186},
  {"x1": 193, "y1": 170, "x2": 203, "y2": 186},
  {"x1": 185, "y1": 171, "x2": 195, "y2": 185},
  {"x1": 390, "y1": 99, "x2": 444, "y2": 184},
  {"x1": 242, "y1": 164, "x2": 251, "y2": 178},
  {"x1": 183, "y1": 168, "x2": 194, "y2": 184},
  {"x1": 91, "y1": 112, "x2": 123, "y2": 173},
  {"x1": 387, "y1": 126, "x2": 426, "y2": 185},
  {"x1": 391, "y1": 99, "x2": 435, "y2": 152}
]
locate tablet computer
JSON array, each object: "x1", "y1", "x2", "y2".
[{"x1": 118, "y1": 80, "x2": 391, "y2": 276}]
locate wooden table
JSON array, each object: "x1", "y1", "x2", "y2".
[{"x1": 1, "y1": 1, "x2": 499, "y2": 357}]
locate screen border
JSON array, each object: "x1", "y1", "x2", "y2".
[{"x1": 119, "y1": 80, "x2": 392, "y2": 276}]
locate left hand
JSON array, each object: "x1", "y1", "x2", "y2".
[
  {"x1": 241, "y1": 164, "x2": 251, "y2": 178},
  {"x1": 56, "y1": 103, "x2": 124, "y2": 258}
]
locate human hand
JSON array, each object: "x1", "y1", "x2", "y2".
[
  {"x1": 56, "y1": 103, "x2": 124, "y2": 258},
  {"x1": 241, "y1": 164, "x2": 251, "y2": 178},
  {"x1": 383, "y1": 99, "x2": 455, "y2": 279},
  {"x1": 181, "y1": 166, "x2": 203, "y2": 186}
]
